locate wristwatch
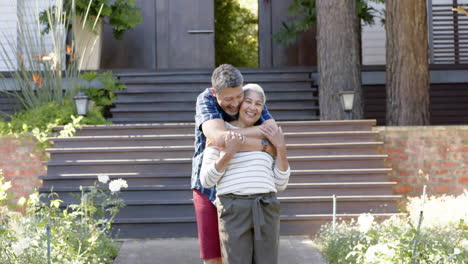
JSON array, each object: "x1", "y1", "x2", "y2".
[{"x1": 261, "y1": 139, "x2": 269, "y2": 152}]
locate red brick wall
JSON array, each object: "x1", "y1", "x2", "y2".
[
  {"x1": 0, "y1": 136, "x2": 46, "y2": 199},
  {"x1": 376, "y1": 126, "x2": 468, "y2": 197}
]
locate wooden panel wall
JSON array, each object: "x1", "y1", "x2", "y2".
[{"x1": 363, "y1": 83, "x2": 468, "y2": 125}]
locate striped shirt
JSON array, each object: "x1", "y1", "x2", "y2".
[
  {"x1": 200, "y1": 147, "x2": 290, "y2": 196},
  {"x1": 191, "y1": 88, "x2": 272, "y2": 201}
]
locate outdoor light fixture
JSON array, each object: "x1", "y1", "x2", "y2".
[
  {"x1": 73, "y1": 91, "x2": 89, "y2": 116},
  {"x1": 339, "y1": 91, "x2": 355, "y2": 120}
]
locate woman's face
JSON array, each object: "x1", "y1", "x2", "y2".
[{"x1": 238, "y1": 91, "x2": 264, "y2": 127}]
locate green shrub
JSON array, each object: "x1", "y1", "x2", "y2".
[
  {"x1": 315, "y1": 192, "x2": 468, "y2": 264},
  {"x1": 80, "y1": 71, "x2": 126, "y2": 118},
  {"x1": 0, "y1": 99, "x2": 109, "y2": 150},
  {"x1": 0, "y1": 171, "x2": 124, "y2": 264},
  {"x1": 215, "y1": 0, "x2": 258, "y2": 67}
]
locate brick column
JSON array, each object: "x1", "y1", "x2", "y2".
[{"x1": 0, "y1": 136, "x2": 46, "y2": 199}]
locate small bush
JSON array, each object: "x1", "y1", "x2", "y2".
[
  {"x1": 0, "y1": 99, "x2": 109, "y2": 150},
  {"x1": 0, "y1": 170, "x2": 125, "y2": 264},
  {"x1": 316, "y1": 192, "x2": 468, "y2": 264}
]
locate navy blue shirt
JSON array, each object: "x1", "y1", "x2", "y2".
[{"x1": 191, "y1": 88, "x2": 273, "y2": 202}]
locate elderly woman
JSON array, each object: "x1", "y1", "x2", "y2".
[{"x1": 200, "y1": 83, "x2": 290, "y2": 264}]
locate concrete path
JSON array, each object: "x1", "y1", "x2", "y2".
[{"x1": 114, "y1": 236, "x2": 326, "y2": 264}]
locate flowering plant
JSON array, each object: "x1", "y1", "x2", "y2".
[
  {"x1": 315, "y1": 192, "x2": 468, "y2": 264},
  {"x1": 0, "y1": 171, "x2": 125, "y2": 264}
]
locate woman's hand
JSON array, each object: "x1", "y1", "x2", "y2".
[
  {"x1": 260, "y1": 122, "x2": 286, "y2": 151},
  {"x1": 224, "y1": 131, "x2": 243, "y2": 155}
]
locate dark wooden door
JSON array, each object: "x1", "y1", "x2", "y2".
[{"x1": 156, "y1": 0, "x2": 215, "y2": 69}]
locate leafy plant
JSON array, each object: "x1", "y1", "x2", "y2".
[
  {"x1": 315, "y1": 192, "x2": 468, "y2": 264},
  {"x1": 80, "y1": 71, "x2": 126, "y2": 118},
  {"x1": 39, "y1": 0, "x2": 143, "y2": 40},
  {"x1": 0, "y1": 173, "x2": 124, "y2": 264},
  {"x1": 215, "y1": 0, "x2": 258, "y2": 67},
  {"x1": 0, "y1": 99, "x2": 109, "y2": 151},
  {"x1": 273, "y1": 0, "x2": 386, "y2": 46}
]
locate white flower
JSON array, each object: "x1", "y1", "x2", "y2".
[
  {"x1": 11, "y1": 237, "x2": 30, "y2": 256},
  {"x1": 358, "y1": 213, "x2": 374, "y2": 233},
  {"x1": 364, "y1": 243, "x2": 395, "y2": 264},
  {"x1": 98, "y1": 174, "x2": 110, "y2": 184},
  {"x1": 461, "y1": 240, "x2": 468, "y2": 251},
  {"x1": 17, "y1": 197, "x2": 26, "y2": 207},
  {"x1": 28, "y1": 192, "x2": 39, "y2": 206},
  {"x1": 108, "y1": 179, "x2": 128, "y2": 193}
]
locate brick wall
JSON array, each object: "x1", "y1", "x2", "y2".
[
  {"x1": 376, "y1": 126, "x2": 468, "y2": 197},
  {"x1": 0, "y1": 136, "x2": 46, "y2": 199}
]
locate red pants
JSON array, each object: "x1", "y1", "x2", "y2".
[{"x1": 193, "y1": 189, "x2": 221, "y2": 259}]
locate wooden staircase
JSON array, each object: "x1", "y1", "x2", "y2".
[
  {"x1": 40, "y1": 70, "x2": 401, "y2": 238},
  {"x1": 110, "y1": 69, "x2": 319, "y2": 123}
]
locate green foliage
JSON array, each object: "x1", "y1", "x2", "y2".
[
  {"x1": 274, "y1": 0, "x2": 386, "y2": 46},
  {"x1": 215, "y1": 0, "x2": 258, "y2": 67},
  {"x1": 80, "y1": 71, "x2": 126, "y2": 118},
  {"x1": 0, "y1": 99, "x2": 109, "y2": 151},
  {"x1": 39, "y1": 0, "x2": 143, "y2": 40},
  {"x1": 316, "y1": 192, "x2": 468, "y2": 264},
  {"x1": 0, "y1": 173, "x2": 124, "y2": 264}
]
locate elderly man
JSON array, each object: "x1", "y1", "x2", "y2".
[{"x1": 191, "y1": 64, "x2": 275, "y2": 264}]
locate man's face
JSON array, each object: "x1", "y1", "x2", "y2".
[{"x1": 213, "y1": 86, "x2": 244, "y2": 116}]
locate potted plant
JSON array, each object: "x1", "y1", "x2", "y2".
[{"x1": 39, "y1": 0, "x2": 143, "y2": 69}]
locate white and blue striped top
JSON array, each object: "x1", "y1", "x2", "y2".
[{"x1": 200, "y1": 147, "x2": 290, "y2": 196}]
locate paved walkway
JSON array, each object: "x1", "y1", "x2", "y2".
[{"x1": 114, "y1": 236, "x2": 326, "y2": 264}]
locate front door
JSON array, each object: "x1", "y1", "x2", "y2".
[{"x1": 156, "y1": 0, "x2": 215, "y2": 69}]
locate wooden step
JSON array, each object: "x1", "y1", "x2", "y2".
[
  {"x1": 110, "y1": 109, "x2": 319, "y2": 123},
  {"x1": 52, "y1": 120, "x2": 377, "y2": 137},
  {"x1": 44, "y1": 154, "x2": 387, "y2": 174},
  {"x1": 40, "y1": 168, "x2": 392, "y2": 188},
  {"x1": 120, "y1": 83, "x2": 316, "y2": 93},
  {"x1": 111, "y1": 212, "x2": 403, "y2": 238},
  {"x1": 47, "y1": 142, "x2": 383, "y2": 161},
  {"x1": 49, "y1": 132, "x2": 379, "y2": 148},
  {"x1": 113, "y1": 92, "x2": 318, "y2": 103},
  {"x1": 40, "y1": 173, "x2": 190, "y2": 188},
  {"x1": 48, "y1": 194, "x2": 401, "y2": 221},
  {"x1": 40, "y1": 182, "x2": 397, "y2": 204}
]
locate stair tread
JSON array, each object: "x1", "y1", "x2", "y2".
[
  {"x1": 47, "y1": 142, "x2": 383, "y2": 152},
  {"x1": 113, "y1": 97, "x2": 318, "y2": 103},
  {"x1": 113, "y1": 212, "x2": 404, "y2": 224},
  {"x1": 53, "y1": 195, "x2": 403, "y2": 206},
  {"x1": 116, "y1": 87, "x2": 317, "y2": 94},
  {"x1": 44, "y1": 154, "x2": 388, "y2": 166},
  {"x1": 292, "y1": 168, "x2": 392, "y2": 174},
  {"x1": 40, "y1": 168, "x2": 391, "y2": 180},
  {"x1": 111, "y1": 105, "x2": 320, "y2": 112},
  {"x1": 50, "y1": 131, "x2": 378, "y2": 141},
  {"x1": 52, "y1": 120, "x2": 377, "y2": 131},
  {"x1": 40, "y1": 182, "x2": 397, "y2": 192}
]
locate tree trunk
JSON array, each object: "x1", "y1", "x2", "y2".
[
  {"x1": 316, "y1": 0, "x2": 363, "y2": 120},
  {"x1": 385, "y1": 0, "x2": 430, "y2": 125}
]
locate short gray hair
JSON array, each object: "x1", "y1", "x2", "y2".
[
  {"x1": 211, "y1": 64, "x2": 244, "y2": 93},
  {"x1": 243, "y1": 83, "x2": 266, "y2": 104}
]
